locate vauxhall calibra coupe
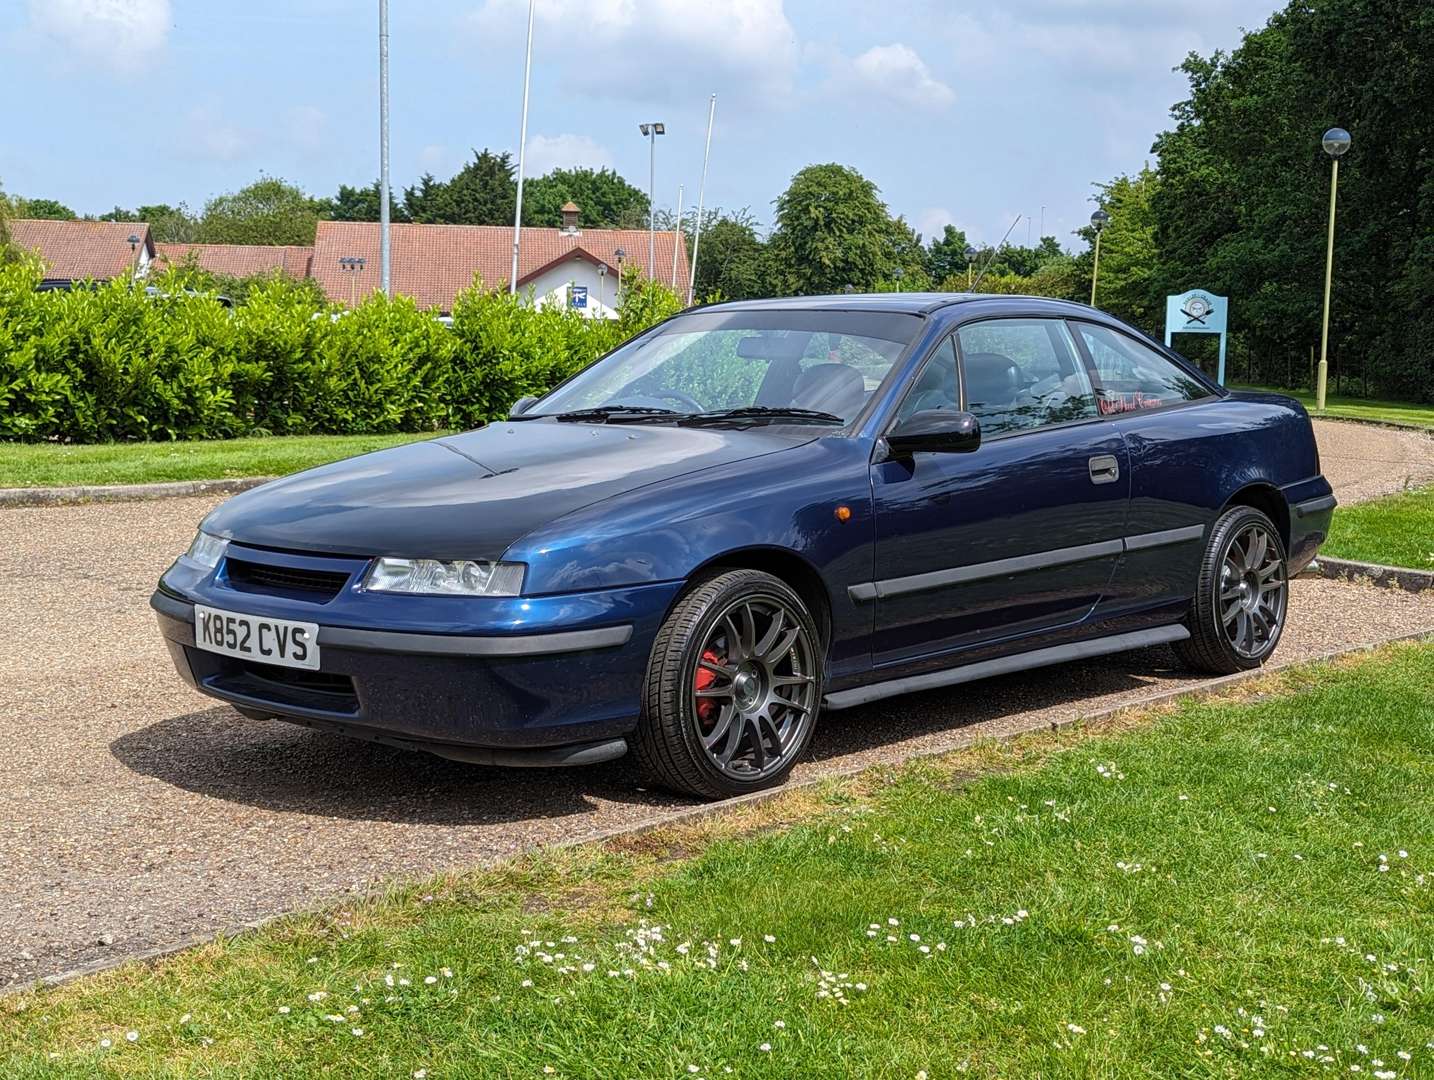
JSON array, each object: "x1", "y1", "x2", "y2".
[{"x1": 153, "y1": 294, "x2": 1335, "y2": 798}]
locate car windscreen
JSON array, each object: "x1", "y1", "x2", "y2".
[{"x1": 531, "y1": 309, "x2": 924, "y2": 425}]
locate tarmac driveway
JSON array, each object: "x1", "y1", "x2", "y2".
[{"x1": 1, "y1": 418, "x2": 1431, "y2": 988}]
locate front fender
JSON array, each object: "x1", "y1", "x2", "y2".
[{"x1": 505, "y1": 436, "x2": 878, "y2": 676}]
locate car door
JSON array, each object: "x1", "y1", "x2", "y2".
[
  {"x1": 868, "y1": 318, "x2": 1129, "y2": 668},
  {"x1": 1069, "y1": 320, "x2": 1221, "y2": 616}
]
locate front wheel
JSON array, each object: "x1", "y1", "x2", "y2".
[
  {"x1": 1175, "y1": 505, "x2": 1289, "y2": 675},
  {"x1": 634, "y1": 569, "x2": 823, "y2": 799}
]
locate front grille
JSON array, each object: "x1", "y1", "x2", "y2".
[
  {"x1": 203, "y1": 658, "x2": 360, "y2": 717},
  {"x1": 225, "y1": 558, "x2": 351, "y2": 601}
]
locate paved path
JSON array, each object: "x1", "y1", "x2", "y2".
[
  {"x1": 1310, "y1": 417, "x2": 1434, "y2": 503},
  {"x1": 2, "y1": 421, "x2": 1431, "y2": 988}
]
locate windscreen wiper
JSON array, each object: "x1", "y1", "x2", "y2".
[
  {"x1": 541, "y1": 405, "x2": 683, "y2": 423},
  {"x1": 680, "y1": 406, "x2": 845, "y2": 426}
]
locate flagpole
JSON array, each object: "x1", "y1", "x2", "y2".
[
  {"x1": 686, "y1": 93, "x2": 716, "y2": 306},
  {"x1": 670, "y1": 183, "x2": 684, "y2": 288},
  {"x1": 509, "y1": 0, "x2": 535, "y2": 296}
]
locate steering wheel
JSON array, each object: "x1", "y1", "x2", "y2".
[{"x1": 647, "y1": 388, "x2": 704, "y2": 412}]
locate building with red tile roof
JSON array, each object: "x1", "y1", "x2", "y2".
[
  {"x1": 310, "y1": 218, "x2": 690, "y2": 315},
  {"x1": 9, "y1": 219, "x2": 154, "y2": 284},
  {"x1": 154, "y1": 243, "x2": 314, "y2": 280}
]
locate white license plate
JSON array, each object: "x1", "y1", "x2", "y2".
[{"x1": 194, "y1": 605, "x2": 320, "y2": 670}]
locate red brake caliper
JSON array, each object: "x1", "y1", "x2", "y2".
[{"x1": 694, "y1": 648, "x2": 723, "y2": 730}]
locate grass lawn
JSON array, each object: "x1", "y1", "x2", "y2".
[
  {"x1": 4, "y1": 644, "x2": 1432, "y2": 1078},
  {"x1": 0, "y1": 432, "x2": 446, "y2": 488},
  {"x1": 1234, "y1": 384, "x2": 1434, "y2": 428},
  {"x1": 1324, "y1": 486, "x2": 1434, "y2": 570}
]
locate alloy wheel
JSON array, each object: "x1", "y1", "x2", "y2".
[
  {"x1": 1218, "y1": 522, "x2": 1286, "y2": 659},
  {"x1": 689, "y1": 595, "x2": 817, "y2": 781}
]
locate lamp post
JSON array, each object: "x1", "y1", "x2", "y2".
[
  {"x1": 638, "y1": 121, "x2": 665, "y2": 277},
  {"x1": 613, "y1": 246, "x2": 626, "y2": 295},
  {"x1": 1316, "y1": 126, "x2": 1351, "y2": 412},
  {"x1": 1089, "y1": 209, "x2": 1110, "y2": 306},
  {"x1": 964, "y1": 245, "x2": 976, "y2": 290},
  {"x1": 597, "y1": 262, "x2": 607, "y2": 313}
]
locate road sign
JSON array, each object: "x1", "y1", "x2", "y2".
[{"x1": 1165, "y1": 289, "x2": 1230, "y2": 384}]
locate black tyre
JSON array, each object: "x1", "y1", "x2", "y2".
[
  {"x1": 1175, "y1": 505, "x2": 1289, "y2": 675},
  {"x1": 634, "y1": 569, "x2": 823, "y2": 799}
]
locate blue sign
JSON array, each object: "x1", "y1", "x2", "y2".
[
  {"x1": 570, "y1": 285, "x2": 588, "y2": 310},
  {"x1": 1164, "y1": 289, "x2": 1230, "y2": 384}
]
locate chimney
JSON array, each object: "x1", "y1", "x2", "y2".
[{"x1": 560, "y1": 201, "x2": 580, "y2": 234}]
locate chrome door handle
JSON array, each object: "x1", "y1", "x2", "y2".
[{"x1": 1088, "y1": 455, "x2": 1120, "y2": 485}]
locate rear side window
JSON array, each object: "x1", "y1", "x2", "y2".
[
  {"x1": 955, "y1": 319, "x2": 1099, "y2": 437},
  {"x1": 1075, "y1": 323, "x2": 1210, "y2": 414}
]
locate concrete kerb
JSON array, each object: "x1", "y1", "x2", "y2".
[
  {"x1": 11, "y1": 624, "x2": 1431, "y2": 999},
  {"x1": 0, "y1": 476, "x2": 275, "y2": 508}
]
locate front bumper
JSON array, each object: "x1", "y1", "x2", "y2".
[
  {"x1": 1287, "y1": 482, "x2": 1338, "y2": 575},
  {"x1": 152, "y1": 568, "x2": 679, "y2": 755}
]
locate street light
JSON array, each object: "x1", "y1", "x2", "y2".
[
  {"x1": 1316, "y1": 126, "x2": 1351, "y2": 412},
  {"x1": 639, "y1": 122, "x2": 665, "y2": 276},
  {"x1": 964, "y1": 245, "x2": 976, "y2": 290},
  {"x1": 1089, "y1": 209, "x2": 1110, "y2": 306},
  {"x1": 597, "y1": 262, "x2": 608, "y2": 313},
  {"x1": 613, "y1": 246, "x2": 626, "y2": 293}
]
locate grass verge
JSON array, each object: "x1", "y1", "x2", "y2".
[
  {"x1": 3, "y1": 643, "x2": 1432, "y2": 1078},
  {"x1": 1234, "y1": 384, "x2": 1434, "y2": 428},
  {"x1": 0, "y1": 433, "x2": 446, "y2": 488},
  {"x1": 1324, "y1": 486, "x2": 1434, "y2": 570}
]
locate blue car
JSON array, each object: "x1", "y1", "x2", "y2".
[{"x1": 152, "y1": 294, "x2": 1335, "y2": 798}]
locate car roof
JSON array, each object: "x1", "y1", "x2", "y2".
[{"x1": 695, "y1": 292, "x2": 1103, "y2": 318}]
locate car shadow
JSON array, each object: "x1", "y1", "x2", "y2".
[
  {"x1": 109, "y1": 707, "x2": 679, "y2": 827},
  {"x1": 111, "y1": 645, "x2": 1185, "y2": 825},
  {"x1": 805, "y1": 644, "x2": 1185, "y2": 763}
]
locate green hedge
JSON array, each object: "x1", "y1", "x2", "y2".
[{"x1": 0, "y1": 263, "x2": 682, "y2": 442}]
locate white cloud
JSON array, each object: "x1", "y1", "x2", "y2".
[
  {"x1": 915, "y1": 207, "x2": 958, "y2": 240},
  {"x1": 472, "y1": 0, "x2": 799, "y2": 103},
  {"x1": 841, "y1": 44, "x2": 954, "y2": 110},
  {"x1": 28, "y1": 0, "x2": 171, "y2": 72},
  {"x1": 523, "y1": 133, "x2": 614, "y2": 175},
  {"x1": 285, "y1": 106, "x2": 327, "y2": 154},
  {"x1": 180, "y1": 106, "x2": 251, "y2": 162}
]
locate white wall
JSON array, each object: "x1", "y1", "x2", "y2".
[{"x1": 527, "y1": 258, "x2": 620, "y2": 319}]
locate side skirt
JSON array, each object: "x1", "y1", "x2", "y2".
[{"x1": 822, "y1": 625, "x2": 1190, "y2": 711}]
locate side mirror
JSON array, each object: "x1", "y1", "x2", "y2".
[
  {"x1": 510, "y1": 395, "x2": 539, "y2": 417},
  {"x1": 886, "y1": 409, "x2": 981, "y2": 455}
]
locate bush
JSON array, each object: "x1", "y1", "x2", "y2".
[{"x1": 0, "y1": 264, "x2": 684, "y2": 442}]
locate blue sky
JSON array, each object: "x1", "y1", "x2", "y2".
[{"x1": 1, "y1": 0, "x2": 1280, "y2": 250}]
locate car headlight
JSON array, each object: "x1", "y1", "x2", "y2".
[
  {"x1": 364, "y1": 558, "x2": 525, "y2": 596},
  {"x1": 185, "y1": 531, "x2": 228, "y2": 569}
]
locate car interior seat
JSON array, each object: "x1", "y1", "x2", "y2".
[{"x1": 790, "y1": 363, "x2": 867, "y2": 418}]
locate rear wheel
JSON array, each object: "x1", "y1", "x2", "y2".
[
  {"x1": 634, "y1": 569, "x2": 822, "y2": 799},
  {"x1": 1175, "y1": 505, "x2": 1289, "y2": 675}
]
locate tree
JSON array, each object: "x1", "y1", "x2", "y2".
[
  {"x1": 926, "y1": 225, "x2": 972, "y2": 284},
  {"x1": 1149, "y1": 0, "x2": 1434, "y2": 400},
  {"x1": 99, "y1": 203, "x2": 201, "y2": 243},
  {"x1": 687, "y1": 208, "x2": 771, "y2": 300},
  {"x1": 18, "y1": 198, "x2": 76, "y2": 220},
  {"x1": 522, "y1": 167, "x2": 648, "y2": 229},
  {"x1": 767, "y1": 164, "x2": 904, "y2": 295},
  {"x1": 0, "y1": 182, "x2": 21, "y2": 263},
  {"x1": 196, "y1": 177, "x2": 323, "y2": 246},
  {"x1": 1080, "y1": 167, "x2": 1160, "y2": 330},
  {"x1": 323, "y1": 181, "x2": 410, "y2": 224},
  {"x1": 404, "y1": 150, "x2": 515, "y2": 225}
]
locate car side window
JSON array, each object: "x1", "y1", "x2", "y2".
[
  {"x1": 1075, "y1": 323, "x2": 1211, "y2": 414},
  {"x1": 894, "y1": 337, "x2": 960, "y2": 423},
  {"x1": 955, "y1": 319, "x2": 1099, "y2": 437}
]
